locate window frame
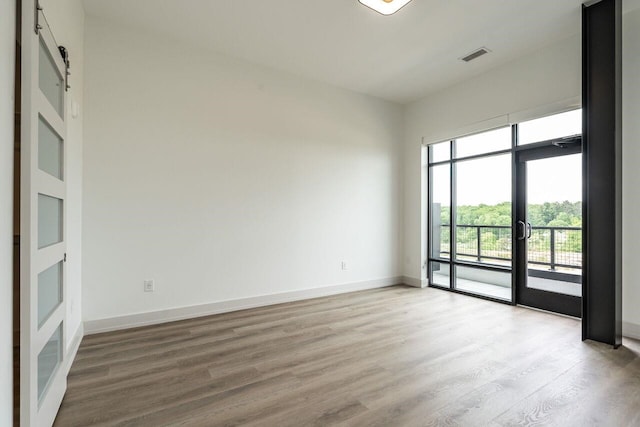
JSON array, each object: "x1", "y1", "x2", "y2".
[
  {"x1": 426, "y1": 109, "x2": 583, "y2": 305},
  {"x1": 427, "y1": 126, "x2": 515, "y2": 303}
]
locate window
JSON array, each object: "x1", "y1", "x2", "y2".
[
  {"x1": 518, "y1": 109, "x2": 582, "y2": 145},
  {"x1": 428, "y1": 127, "x2": 513, "y2": 301},
  {"x1": 427, "y1": 109, "x2": 583, "y2": 303}
]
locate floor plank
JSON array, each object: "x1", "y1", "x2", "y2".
[{"x1": 54, "y1": 286, "x2": 640, "y2": 427}]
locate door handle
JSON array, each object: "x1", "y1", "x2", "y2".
[
  {"x1": 517, "y1": 221, "x2": 527, "y2": 240},
  {"x1": 526, "y1": 222, "x2": 532, "y2": 239}
]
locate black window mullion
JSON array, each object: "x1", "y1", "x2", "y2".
[
  {"x1": 450, "y1": 139, "x2": 456, "y2": 290},
  {"x1": 427, "y1": 147, "x2": 433, "y2": 285},
  {"x1": 511, "y1": 124, "x2": 518, "y2": 304}
]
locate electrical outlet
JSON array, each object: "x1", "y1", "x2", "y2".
[
  {"x1": 144, "y1": 279, "x2": 155, "y2": 292},
  {"x1": 341, "y1": 261, "x2": 348, "y2": 271}
]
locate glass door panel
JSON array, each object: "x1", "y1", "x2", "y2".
[
  {"x1": 526, "y1": 154, "x2": 582, "y2": 297},
  {"x1": 38, "y1": 37, "x2": 64, "y2": 117},
  {"x1": 37, "y1": 324, "x2": 63, "y2": 403},
  {"x1": 38, "y1": 194, "x2": 63, "y2": 249},
  {"x1": 38, "y1": 117, "x2": 64, "y2": 179},
  {"x1": 38, "y1": 262, "x2": 63, "y2": 327},
  {"x1": 515, "y1": 147, "x2": 582, "y2": 318}
]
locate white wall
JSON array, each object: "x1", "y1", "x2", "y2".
[
  {"x1": 623, "y1": 6, "x2": 640, "y2": 338},
  {"x1": 82, "y1": 18, "x2": 404, "y2": 325},
  {"x1": 0, "y1": 0, "x2": 15, "y2": 423},
  {"x1": 39, "y1": 0, "x2": 85, "y2": 349},
  {"x1": 403, "y1": 35, "x2": 581, "y2": 284}
]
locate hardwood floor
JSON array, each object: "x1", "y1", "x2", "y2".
[{"x1": 54, "y1": 286, "x2": 640, "y2": 427}]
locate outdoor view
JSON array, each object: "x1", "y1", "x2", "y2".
[{"x1": 435, "y1": 200, "x2": 582, "y2": 272}]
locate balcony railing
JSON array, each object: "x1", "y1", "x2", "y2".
[{"x1": 437, "y1": 224, "x2": 582, "y2": 271}]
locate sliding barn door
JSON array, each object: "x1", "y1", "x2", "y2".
[{"x1": 20, "y1": 1, "x2": 69, "y2": 425}]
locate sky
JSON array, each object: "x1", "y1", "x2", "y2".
[{"x1": 431, "y1": 109, "x2": 582, "y2": 207}]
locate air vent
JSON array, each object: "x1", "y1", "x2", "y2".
[{"x1": 460, "y1": 47, "x2": 491, "y2": 62}]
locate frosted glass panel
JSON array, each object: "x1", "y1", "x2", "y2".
[
  {"x1": 38, "y1": 117, "x2": 63, "y2": 179},
  {"x1": 38, "y1": 262, "x2": 62, "y2": 327},
  {"x1": 38, "y1": 194, "x2": 63, "y2": 249},
  {"x1": 39, "y1": 37, "x2": 64, "y2": 117},
  {"x1": 38, "y1": 324, "x2": 62, "y2": 403}
]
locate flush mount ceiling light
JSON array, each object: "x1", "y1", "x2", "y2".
[{"x1": 358, "y1": 0, "x2": 413, "y2": 15}]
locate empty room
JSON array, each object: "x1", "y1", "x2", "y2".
[{"x1": 2, "y1": 0, "x2": 640, "y2": 426}]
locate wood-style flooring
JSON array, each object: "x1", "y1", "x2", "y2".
[{"x1": 54, "y1": 286, "x2": 640, "y2": 426}]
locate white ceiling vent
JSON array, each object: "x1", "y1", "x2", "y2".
[{"x1": 460, "y1": 47, "x2": 491, "y2": 62}]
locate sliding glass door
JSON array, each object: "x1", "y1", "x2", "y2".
[
  {"x1": 427, "y1": 109, "x2": 583, "y2": 316},
  {"x1": 514, "y1": 111, "x2": 583, "y2": 317}
]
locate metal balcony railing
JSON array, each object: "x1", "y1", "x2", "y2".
[{"x1": 438, "y1": 224, "x2": 582, "y2": 271}]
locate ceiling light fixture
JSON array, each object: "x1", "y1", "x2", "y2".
[{"x1": 358, "y1": 0, "x2": 413, "y2": 16}]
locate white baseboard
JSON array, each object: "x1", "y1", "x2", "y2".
[
  {"x1": 623, "y1": 321, "x2": 640, "y2": 340},
  {"x1": 402, "y1": 276, "x2": 426, "y2": 288},
  {"x1": 64, "y1": 323, "x2": 84, "y2": 375},
  {"x1": 84, "y1": 277, "x2": 404, "y2": 335}
]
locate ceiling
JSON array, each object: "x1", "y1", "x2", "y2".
[{"x1": 82, "y1": 0, "x2": 592, "y2": 104}]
